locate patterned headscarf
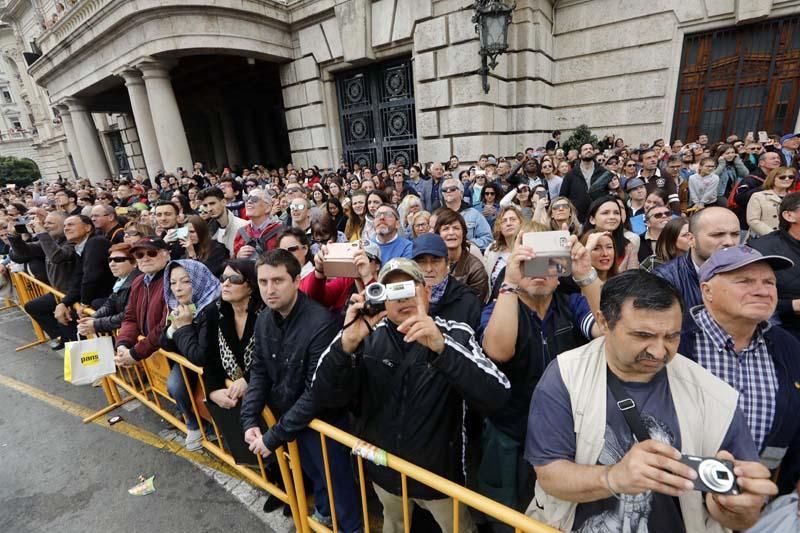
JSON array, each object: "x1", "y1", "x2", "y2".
[{"x1": 163, "y1": 259, "x2": 221, "y2": 312}]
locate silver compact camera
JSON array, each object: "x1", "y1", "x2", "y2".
[
  {"x1": 362, "y1": 281, "x2": 416, "y2": 316},
  {"x1": 679, "y1": 455, "x2": 739, "y2": 495}
]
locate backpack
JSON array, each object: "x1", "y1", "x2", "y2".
[{"x1": 727, "y1": 175, "x2": 765, "y2": 210}]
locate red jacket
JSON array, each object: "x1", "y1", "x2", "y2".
[
  {"x1": 116, "y1": 270, "x2": 168, "y2": 360},
  {"x1": 232, "y1": 220, "x2": 284, "y2": 258},
  {"x1": 300, "y1": 273, "x2": 376, "y2": 313}
]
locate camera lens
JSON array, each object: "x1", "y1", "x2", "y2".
[
  {"x1": 698, "y1": 459, "x2": 734, "y2": 493},
  {"x1": 365, "y1": 283, "x2": 386, "y2": 301}
]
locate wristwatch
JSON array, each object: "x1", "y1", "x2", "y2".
[{"x1": 572, "y1": 267, "x2": 598, "y2": 287}]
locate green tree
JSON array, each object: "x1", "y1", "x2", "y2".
[
  {"x1": 561, "y1": 124, "x2": 599, "y2": 153},
  {"x1": 0, "y1": 156, "x2": 41, "y2": 187}
]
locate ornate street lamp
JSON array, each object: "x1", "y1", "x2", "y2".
[{"x1": 472, "y1": 0, "x2": 515, "y2": 93}]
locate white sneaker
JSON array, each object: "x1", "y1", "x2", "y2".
[{"x1": 185, "y1": 429, "x2": 203, "y2": 451}]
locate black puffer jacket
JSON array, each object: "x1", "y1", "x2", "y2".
[
  {"x1": 429, "y1": 276, "x2": 482, "y2": 330},
  {"x1": 91, "y1": 270, "x2": 140, "y2": 333},
  {"x1": 241, "y1": 292, "x2": 341, "y2": 448},
  {"x1": 310, "y1": 317, "x2": 511, "y2": 499}
]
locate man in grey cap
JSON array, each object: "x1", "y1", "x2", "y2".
[
  {"x1": 310, "y1": 257, "x2": 510, "y2": 532},
  {"x1": 625, "y1": 178, "x2": 647, "y2": 217},
  {"x1": 779, "y1": 132, "x2": 800, "y2": 167},
  {"x1": 677, "y1": 244, "x2": 800, "y2": 499}
]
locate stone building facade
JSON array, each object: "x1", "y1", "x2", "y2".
[{"x1": 0, "y1": 0, "x2": 798, "y2": 182}]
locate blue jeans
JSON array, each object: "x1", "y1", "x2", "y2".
[
  {"x1": 167, "y1": 364, "x2": 200, "y2": 431},
  {"x1": 296, "y1": 426, "x2": 363, "y2": 533}
]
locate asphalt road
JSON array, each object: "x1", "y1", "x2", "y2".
[{"x1": 0, "y1": 306, "x2": 283, "y2": 533}]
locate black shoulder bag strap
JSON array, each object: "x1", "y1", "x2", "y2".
[{"x1": 606, "y1": 366, "x2": 651, "y2": 443}]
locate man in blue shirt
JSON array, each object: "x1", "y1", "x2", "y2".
[
  {"x1": 371, "y1": 204, "x2": 412, "y2": 263},
  {"x1": 478, "y1": 232, "x2": 602, "y2": 522}
]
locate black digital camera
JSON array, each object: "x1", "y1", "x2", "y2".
[{"x1": 678, "y1": 455, "x2": 739, "y2": 495}]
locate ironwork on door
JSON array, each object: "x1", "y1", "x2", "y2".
[
  {"x1": 336, "y1": 58, "x2": 417, "y2": 169},
  {"x1": 673, "y1": 15, "x2": 800, "y2": 142},
  {"x1": 108, "y1": 131, "x2": 131, "y2": 178}
]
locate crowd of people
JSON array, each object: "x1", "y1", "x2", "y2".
[{"x1": 1, "y1": 129, "x2": 799, "y2": 532}]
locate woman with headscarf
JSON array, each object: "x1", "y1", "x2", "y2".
[{"x1": 159, "y1": 259, "x2": 221, "y2": 451}]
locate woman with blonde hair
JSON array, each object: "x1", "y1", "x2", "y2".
[
  {"x1": 398, "y1": 194, "x2": 423, "y2": 238},
  {"x1": 533, "y1": 196, "x2": 581, "y2": 234},
  {"x1": 409, "y1": 210, "x2": 432, "y2": 238},
  {"x1": 123, "y1": 220, "x2": 155, "y2": 246},
  {"x1": 746, "y1": 167, "x2": 797, "y2": 238},
  {"x1": 483, "y1": 205, "x2": 524, "y2": 290}
]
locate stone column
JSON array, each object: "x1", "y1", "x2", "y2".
[
  {"x1": 63, "y1": 98, "x2": 111, "y2": 183},
  {"x1": 208, "y1": 111, "x2": 226, "y2": 170},
  {"x1": 219, "y1": 109, "x2": 242, "y2": 169},
  {"x1": 54, "y1": 103, "x2": 86, "y2": 179},
  {"x1": 136, "y1": 58, "x2": 192, "y2": 174},
  {"x1": 116, "y1": 68, "x2": 164, "y2": 179}
]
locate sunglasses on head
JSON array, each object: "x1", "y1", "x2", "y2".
[
  {"x1": 108, "y1": 256, "x2": 132, "y2": 263},
  {"x1": 220, "y1": 273, "x2": 246, "y2": 285},
  {"x1": 133, "y1": 250, "x2": 160, "y2": 259}
]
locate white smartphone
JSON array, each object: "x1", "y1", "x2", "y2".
[{"x1": 522, "y1": 231, "x2": 572, "y2": 278}]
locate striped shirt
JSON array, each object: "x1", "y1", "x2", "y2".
[{"x1": 692, "y1": 306, "x2": 777, "y2": 450}]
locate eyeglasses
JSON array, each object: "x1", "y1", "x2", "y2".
[
  {"x1": 133, "y1": 250, "x2": 160, "y2": 259},
  {"x1": 413, "y1": 222, "x2": 430, "y2": 229},
  {"x1": 125, "y1": 230, "x2": 139, "y2": 237},
  {"x1": 777, "y1": 175, "x2": 795, "y2": 180},
  {"x1": 624, "y1": 163, "x2": 636, "y2": 167},
  {"x1": 282, "y1": 245, "x2": 303, "y2": 253},
  {"x1": 375, "y1": 211, "x2": 397, "y2": 220},
  {"x1": 289, "y1": 204, "x2": 306, "y2": 211},
  {"x1": 220, "y1": 273, "x2": 246, "y2": 285},
  {"x1": 245, "y1": 194, "x2": 264, "y2": 204},
  {"x1": 108, "y1": 256, "x2": 132, "y2": 263},
  {"x1": 649, "y1": 211, "x2": 671, "y2": 220},
  {"x1": 442, "y1": 186, "x2": 460, "y2": 194},
  {"x1": 551, "y1": 203, "x2": 570, "y2": 210}
]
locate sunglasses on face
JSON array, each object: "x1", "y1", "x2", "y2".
[
  {"x1": 220, "y1": 273, "x2": 246, "y2": 285},
  {"x1": 777, "y1": 175, "x2": 795, "y2": 180},
  {"x1": 283, "y1": 244, "x2": 303, "y2": 253},
  {"x1": 484, "y1": 191, "x2": 496, "y2": 196},
  {"x1": 442, "y1": 186, "x2": 460, "y2": 194},
  {"x1": 133, "y1": 250, "x2": 160, "y2": 259},
  {"x1": 289, "y1": 204, "x2": 306, "y2": 211},
  {"x1": 245, "y1": 194, "x2": 264, "y2": 204},
  {"x1": 125, "y1": 230, "x2": 139, "y2": 237},
  {"x1": 108, "y1": 256, "x2": 132, "y2": 264},
  {"x1": 625, "y1": 163, "x2": 636, "y2": 167},
  {"x1": 375, "y1": 211, "x2": 397, "y2": 220},
  {"x1": 649, "y1": 211, "x2": 671, "y2": 220},
  {"x1": 551, "y1": 204, "x2": 570, "y2": 210}
]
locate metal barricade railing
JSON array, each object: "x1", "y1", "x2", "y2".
[
  {"x1": 10, "y1": 271, "x2": 60, "y2": 350},
  {"x1": 292, "y1": 419, "x2": 558, "y2": 533},
  {"x1": 10, "y1": 273, "x2": 557, "y2": 533}
]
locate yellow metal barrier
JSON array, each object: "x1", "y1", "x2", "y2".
[
  {"x1": 9, "y1": 272, "x2": 557, "y2": 533},
  {"x1": 10, "y1": 271, "x2": 57, "y2": 350}
]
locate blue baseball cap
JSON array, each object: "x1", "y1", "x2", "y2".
[
  {"x1": 412, "y1": 233, "x2": 448, "y2": 259},
  {"x1": 780, "y1": 133, "x2": 800, "y2": 144},
  {"x1": 699, "y1": 245, "x2": 793, "y2": 283}
]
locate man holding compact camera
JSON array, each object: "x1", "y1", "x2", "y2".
[
  {"x1": 310, "y1": 258, "x2": 511, "y2": 532},
  {"x1": 526, "y1": 270, "x2": 775, "y2": 532}
]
